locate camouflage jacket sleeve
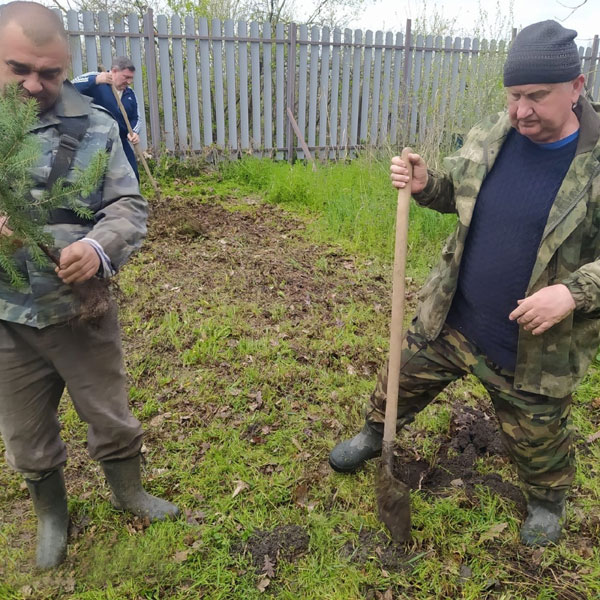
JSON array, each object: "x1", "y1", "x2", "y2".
[
  {"x1": 412, "y1": 169, "x2": 457, "y2": 214},
  {"x1": 85, "y1": 117, "x2": 147, "y2": 272},
  {"x1": 562, "y1": 253, "x2": 600, "y2": 317}
]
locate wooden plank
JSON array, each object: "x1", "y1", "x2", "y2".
[
  {"x1": 250, "y1": 21, "x2": 261, "y2": 150},
  {"x1": 185, "y1": 16, "x2": 201, "y2": 151},
  {"x1": 429, "y1": 35, "x2": 443, "y2": 141},
  {"x1": 350, "y1": 29, "x2": 362, "y2": 147},
  {"x1": 379, "y1": 31, "x2": 393, "y2": 144},
  {"x1": 418, "y1": 35, "x2": 434, "y2": 144},
  {"x1": 263, "y1": 22, "x2": 273, "y2": 151},
  {"x1": 157, "y1": 14, "x2": 175, "y2": 152},
  {"x1": 455, "y1": 37, "x2": 471, "y2": 131},
  {"x1": 340, "y1": 28, "x2": 352, "y2": 150},
  {"x1": 199, "y1": 18, "x2": 213, "y2": 146},
  {"x1": 401, "y1": 20, "x2": 412, "y2": 139},
  {"x1": 67, "y1": 11, "x2": 83, "y2": 78},
  {"x1": 319, "y1": 27, "x2": 331, "y2": 158},
  {"x1": 82, "y1": 11, "x2": 97, "y2": 72},
  {"x1": 297, "y1": 24, "x2": 308, "y2": 159},
  {"x1": 307, "y1": 26, "x2": 320, "y2": 151},
  {"x1": 238, "y1": 21, "x2": 250, "y2": 150},
  {"x1": 225, "y1": 19, "x2": 238, "y2": 151},
  {"x1": 389, "y1": 32, "x2": 403, "y2": 144},
  {"x1": 98, "y1": 12, "x2": 112, "y2": 69},
  {"x1": 144, "y1": 9, "x2": 161, "y2": 153},
  {"x1": 360, "y1": 29, "x2": 373, "y2": 143},
  {"x1": 128, "y1": 13, "x2": 148, "y2": 150},
  {"x1": 409, "y1": 33, "x2": 423, "y2": 143},
  {"x1": 588, "y1": 35, "x2": 599, "y2": 97},
  {"x1": 172, "y1": 15, "x2": 189, "y2": 152},
  {"x1": 113, "y1": 15, "x2": 127, "y2": 57},
  {"x1": 330, "y1": 28, "x2": 342, "y2": 158},
  {"x1": 212, "y1": 19, "x2": 225, "y2": 148},
  {"x1": 275, "y1": 22, "x2": 285, "y2": 160},
  {"x1": 370, "y1": 30, "x2": 383, "y2": 144},
  {"x1": 447, "y1": 36, "x2": 462, "y2": 134},
  {"x1": 286, "y1": 23, "x2": 297, "y2": 162}
]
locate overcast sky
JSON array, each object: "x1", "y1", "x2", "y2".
[{"x1": 348, "y1": 0, "x2": 598, "y2": 45}]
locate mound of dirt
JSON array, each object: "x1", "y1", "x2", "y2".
[
  {"x1": 231, "y1": 524, "x2": 309, "y2": 571},
  {"x1": 392, "y1": 405, "x2": 526, "y2": 514}
]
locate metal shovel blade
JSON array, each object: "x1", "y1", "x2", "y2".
[{"x1": 376, "y1": 447, "x2": 411, "y2": 542}]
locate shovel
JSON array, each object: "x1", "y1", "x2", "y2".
[
  {"x1": 375, "y1": 147, "x2": 413, "y2": 543},
  {"x1": 98, "y1": 66, "x2": 162, "y2": 201}
]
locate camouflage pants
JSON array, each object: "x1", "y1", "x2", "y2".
[{"x1": 368, "y1": 323, "x2": 574, "y2": 503}]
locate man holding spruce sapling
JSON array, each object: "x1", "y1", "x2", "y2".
[
  {"x1": 0, "y1": 1, "x2": 178, "y2": 570},
  {"x1": 330, "y1": 20, "x2": 600, "y2": 547}
]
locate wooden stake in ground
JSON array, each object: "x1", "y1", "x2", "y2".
[
  {"x1": 375, "y1": 147, "x2": 413, "y2": 543},
  {"x1": 104, "y1": 74, "x2": 161, "y2": 201}
]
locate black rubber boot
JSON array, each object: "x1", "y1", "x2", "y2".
[
  {"x1": 329, "y1": 421, "x2": 384, "y2": 473},
  {"x1": 25, "y1": 469, "x2": 69, "y2": 570},
  {"x1": 101, "y1": 454, "x2": 180, "y2": 521},
  {"x1": 520, "y1": 497, "x2": 566, "y2": 546}
]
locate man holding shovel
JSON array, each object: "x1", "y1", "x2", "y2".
[
  {"x1": 73, "y1": 57, "x2": 141, "y2": 181},
  {"x1": 0, "y1": 2, "x2": 178, "y2": 570},
  {"x1": 330, "y1": 20, "x2": 600, "y2": 547}
]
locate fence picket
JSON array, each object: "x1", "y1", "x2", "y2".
[
  {"x1": 67, "y1": 11, "x2": 83, "y2": 78},
  {"x1": 371, "y1": 31, "x2": 383, "y2": 144},
  {"x1": 225, "y1": 20, "x2": 238, "y2": 151},
  {"x1": 157, "y1": 15, "x2": 175, "y2": 151},
  {"x1": 308, "y1": 26, "x2": 320, "y2": 151},
  {"x1": 319, "y1": 27, "x2": 330, "y2": 158},
  {"x1": 250, "y1": 21, "x2": 262, "y2": 151},
  {"x1": 128, "y1": 13, "x2": 148, "y2": 149},
  {"x1": 263, "y1": 22, "x2": 273, "y2": 151},
  {"x1": 213, "y1": 19, "x2": 226, "y2": 148},
  {"x1": 199, "y1": 18, "x2": 213, "y2": 146},
  {"x1": 98, "y1": 12, "x2": 112, "y2": 68},
  {"x1": 360, "y1": 30, "x2": 373, "y2": 143},
  {"x1": 330, "y1": 28, "x2": 342, "y2": 158},
  {"x1": 238, "y1": 21, "x2": 250, "y2": 150},
  {"x1": 340, "y1": 29, "x2": 352, "y2": 151},
  {"x1": 275, "y1": 23, "x2": 285, "y2": 159},
  {"x1": 171, "y1": 15, "x2": 189, "y2": 151},
  {"x1": 185, "y1": 16, "x2": 201, "y2": 151}
]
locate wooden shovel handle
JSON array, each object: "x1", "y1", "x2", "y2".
[{"x1": 383, "y1": 148, "x2": 413, "y2": 445}]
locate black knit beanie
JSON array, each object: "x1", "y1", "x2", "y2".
[{"x1": 503, "y1": 20, "x2": 581, "y2": 86}]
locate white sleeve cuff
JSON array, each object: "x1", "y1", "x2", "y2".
[{"x1": 80, "y1": 238, "x2": 115, "y2": 278}]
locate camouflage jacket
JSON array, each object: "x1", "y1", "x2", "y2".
[
  {"x1": 413, "y1": 96, "x2": 600, "y2": 397},
  {"x1": 0, "y1": 81, "x2": 147, "y2": 328}
]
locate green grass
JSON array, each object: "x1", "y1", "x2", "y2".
[
  {"x1": 0, "y1": 157, "x2": 599, "y2": 599},
  {"x1": 219, "y1": 154, "x2": 457, "y2": 281}
]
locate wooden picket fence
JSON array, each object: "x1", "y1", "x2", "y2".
[{"x1": 62, "y1": 9, "x2": 600, "y2": 159}]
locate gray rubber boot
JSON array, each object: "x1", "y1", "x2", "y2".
[
  {"x1": 101, "y1": 454, "x2": 180, "y2": 521},
  {"x1": 520, "y1": 497, "x2": 566, "y2": 546},
  {"x1": 25, "y1": 469, "x2": 69, "y2": 570},
  {"x1": 329, "y1": 421, "x2": 384, "y2": 473}
]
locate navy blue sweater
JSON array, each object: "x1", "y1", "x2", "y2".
[
  {"x1": 446, "y1": 128, "x2": 578, "y2": 371},
  {"x1": 72, "y1": 72, "x2": 140, "y2": 180}
]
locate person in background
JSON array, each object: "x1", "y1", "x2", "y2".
[{"x1": 73, "y1": 56, "x2": 141, "y2": 181}]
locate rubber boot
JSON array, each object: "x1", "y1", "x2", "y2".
[
  {"x1": 101, "y1": 454, "x2": 180, "y2": 521},
  {"x1": 520, "y1": 496, "x2": 566, "y2": 546},
  {"x1": 329, "y1": 421, "x2": 384, "y2": 473},
  {"x1": 25, "y1": 469, "x2": 69, "y2": 569}
]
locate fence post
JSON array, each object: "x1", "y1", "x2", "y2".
[
  {"x1": 144, "y1": 8, "x2": 161, "y2": 154},
  {"x1": 286, "y1": 22, "x2": 297, "y2": 164},
  {"x1": 588, "y1": 35, "x2": 599, "y2": 95}
]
